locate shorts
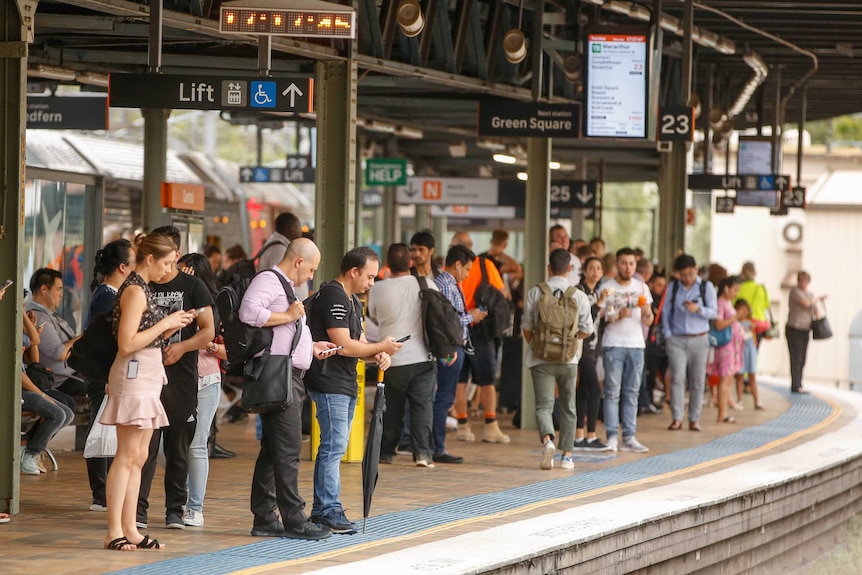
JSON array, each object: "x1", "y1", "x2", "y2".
[{"x1": 458, "y1": 336, "x2": 497, "y2": 386}]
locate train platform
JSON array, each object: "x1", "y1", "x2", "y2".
[{"x1": 3, "y1": 377, "x2": 860, "y2": 575}]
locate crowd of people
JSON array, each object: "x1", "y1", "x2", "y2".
[{"x1": 7, "y1": 212, "x2": 829, "y2": 547}]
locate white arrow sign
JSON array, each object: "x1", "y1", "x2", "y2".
[
  {"x1": 240, "y1": 167, "x2": 254, "y2": 182},
  {"x1": 575, "y1": 185, "x2": 594, "y2": 206},
  {"x1": 282, "y1": 83, "x2": 304, "y2": 108}
]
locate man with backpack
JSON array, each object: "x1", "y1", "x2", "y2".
[
  {"x1": 257, "y1": 212, "x2": 305, "y2": 296},
  {"x1": 239, "y1": 238, "x2": 338, "y2": 540},
  {"x1": 523, "y1": 249, "x2": 594, "y2": 471}
]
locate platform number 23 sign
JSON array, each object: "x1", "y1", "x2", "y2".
[{"x1": 658, "y1": 107, "x2": 695, "y2": 142}]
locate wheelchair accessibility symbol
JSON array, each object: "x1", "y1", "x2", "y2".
[{"x1": 250, "y1": 81, "x2": 276, "y2": 108}]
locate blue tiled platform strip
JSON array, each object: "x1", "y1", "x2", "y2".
[{"x1": 109, "y1": 383, "x2": 831, "y2": 575}]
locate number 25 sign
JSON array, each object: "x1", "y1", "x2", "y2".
[{"x1": 657, "y1": 106, "x2": 695, "y2": 142}]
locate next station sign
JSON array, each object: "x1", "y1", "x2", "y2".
[
  {"x1": 110, "y1": 74, "x2": 314, "y2": 113},
  {"x1": 27, "y1": 96, "x2": 108, "y2": 130},
  {"x1": 477, "y1": 101, "x2": 581, "y2": 138}
]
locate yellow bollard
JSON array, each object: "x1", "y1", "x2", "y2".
[{"x1": 310, "y1": 359, "x2": 366, "y2": 462}]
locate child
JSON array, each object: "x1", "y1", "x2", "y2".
[{"x1": 734, "y1": 299, "x2": 763, "y2": 410}]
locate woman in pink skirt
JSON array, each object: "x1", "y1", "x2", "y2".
[
  {"x1": 102, "y1": 234, "x2": 196, "y2": 551},
  {"x1": 707, "y1": 276, "x2": 744, "y2": 424}
]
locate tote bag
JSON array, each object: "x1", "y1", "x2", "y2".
[{"x1": 84, "y1": 397, "x2": 117, "y2": 458}]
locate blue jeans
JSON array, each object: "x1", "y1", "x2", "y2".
[
  {"x1": 22, "y1": 390, "x2": 74, "y2": 454},
  {"x1": 602, "y1": 347, "x2": 644, "y2": 440},
  {"x1": 187, "y1": 382, "x2": 221, "y2": 512},
  {"x1": 433, "y1": 348, "x2": 465, "y2": 454},
  {"x1": 308, "y1": 391, "x2": 356, "y2": 517}
]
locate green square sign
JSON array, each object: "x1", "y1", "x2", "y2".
[{"x1": 365, "y1": 158, "x2": 407, "y2": 186}]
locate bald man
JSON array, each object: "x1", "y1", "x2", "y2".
[{"x1": 240, "y1": 237, "x2": 339, "y2": 540}]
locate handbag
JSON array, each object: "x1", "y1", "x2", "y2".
[
  {"x1": 708, "y1": 321, "x2": 732, "y2": 348},
  {"x1": 645, "y1": 289, "x2": 667, "y2": 360},
  {"x1": 242, "y1": 352, "x2": 297, "y2": 414},
  {"x1": 84, "y1": 397, "x2": 117, "y2": 458},
  {"x1": 751, "y1": 285, "x2": 779, "y2": 340},
  {"x1": 811, "y1": 302, "x2": 832, "y2": 340},
  {"x1": 25, "y1": 362, "x2": 55, "y2": 392}
]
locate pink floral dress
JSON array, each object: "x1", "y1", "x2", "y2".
[{"x1": 707, "y1": 297, "x2": 743, "y2": 377}]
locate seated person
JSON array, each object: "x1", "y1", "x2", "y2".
[
  {"x1": 20, "y1": 369, "x2": 75, "y2": 474},
  {"x1": 25, "y1": 268, "x2": 84, "y2": 405}
]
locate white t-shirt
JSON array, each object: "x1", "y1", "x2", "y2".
[
  {"x1": 601, "y1": 277, "x2": 652, "y2": 349},
  {"x1": 367, "y1": 274, "x2": 436, "y2": 366}
]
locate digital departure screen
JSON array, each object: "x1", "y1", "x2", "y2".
[{"x1": 585, "y1": 28, "x2": 649, "y2": 138}]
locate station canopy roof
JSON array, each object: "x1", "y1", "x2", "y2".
[{"x1": 26, "y1": 0, "x2": 862, "y2": 183}]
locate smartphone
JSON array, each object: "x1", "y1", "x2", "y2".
[
  {"x1": 126, "y1": 359, "x2": 139, "y2": 379},
  {"x1": 37, "y1": 321, "x2": 46, "y2": 330},
  {"x1": 322, "y1": 345, "x2": 344, "y2": 355},
  {"x1": 478, "y1": 305, "x2": 487, "y2": 312},
  {"x1": 0, "y1": 279, "x2": 12, "y2": 291},
  {"x1": 194, "y1": 307, "x2": 208, "y2": 314},
  {"x1": 396, "y1": 335, "x2": 411, "y2": 343}
]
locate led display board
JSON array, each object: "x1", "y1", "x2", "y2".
[{"x1": 220, "y1": 4, "x2": 355, "y2": 38}]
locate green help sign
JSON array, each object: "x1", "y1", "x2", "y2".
[{"x1": 365, "y1": 158, "x2": 407, "y2": 186}]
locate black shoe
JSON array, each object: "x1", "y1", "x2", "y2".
[
  {"x1": 284, "y1": 520, "x2": 332, "y2": 540},
  {"x1": 395, "y1": 441, "x2": 413, "y2": 456},
  {"x1": 211, "y1": 444, "x2": 236, "y2": 459},
  {"x1": 638, "y1": 404, "x2": 661, "y2": 415},
  {"x1": 432, "y1": 452, "x2": 464, "y2": 464},
  {"x1": 251, "y1": 521, "x2": 286, "y2": 537},
  {"x1": 380, "y1": 454, "x2": 393, "y2": 464},
  {"x1": 311, "y1": 510, "x2": 357, "y2": 534},
  {"x1": 165, "y1": 513, "x2": 185, "y2": 529}
]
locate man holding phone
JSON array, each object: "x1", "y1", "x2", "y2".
[{"x1": 305, "y1": 247, "x2": 402, "y2": 535}]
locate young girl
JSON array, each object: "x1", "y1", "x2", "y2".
[
  {"x1": 734, "y1": 299, "x2": 763, "y2": 410},
  {"x1": 706, "y1": 277, "x2": 744, "y2": 424}
]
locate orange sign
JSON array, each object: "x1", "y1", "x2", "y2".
[
  {"x1": 162, "y1": 182, "x2": 205, "y2": 211},
  {"x1": 422, "y1": 181, "x2": 442, "y2": 200}
]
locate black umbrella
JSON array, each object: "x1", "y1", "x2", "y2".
[{"x1": 361, "y1": 368, "x2": 386, "y2": 533}]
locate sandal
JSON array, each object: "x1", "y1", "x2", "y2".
[
  {"x1": 689, "y1": 422, "x2": 702, "y2": 432},
  {"x1": 133, "y1": 535, "x2": 165, "y2": 550},
  {"x1": 105, "y1": 537, "x2": 136, "y2": 551},
  {"x1": 719, "y1": 416, "x2": 736, "y2": 424},
  {"x1": 0, "y1": 512, "x2": 10, "y2": 524},
  {"x1": 668, "y1": 421, "x2": 683, "y2": 430}
]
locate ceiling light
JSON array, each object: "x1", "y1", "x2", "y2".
[
  {"x1": 395, "y1": 125, "x2": 423, "y2": 139},
  {"x1": 699, "y1": 30, "x2": 719, "y2": 49},
  {"x1": 449, "y1": 141, "x2": 467, "y2": 158},
  {"x1": 477, "y1": 139, "x2": 507, "y2": 151},
  {"x1": 549, "y1": 161, "x2": 561, "y2": 170},
  {"x1": 659, "y1": 14, "x2": 681, "y2": 35},
  {"x1": 517, "y1": 172, "x2": 528, "y2": 181},
  {"x1": 396, "y1": 0, "x2": 424, "y2": 37},
  {"x1": 493, "y1": 153, "x2": 518, "y2": 164},
  {"x1": 715, "y1": 38, "x2": 736, "y2": 55},
  {"x1": 628, "y1": 4, "x2": 651, "y2": 21},
  {"x1": 562, "y1": 53, "x2": 582, "y2": 83},
  {"x1": 503, "y1": 29, "x2": 527, "y2": 64},
  {"x1": 27, "y1": 65, "x2": 77, "y2": 82}
]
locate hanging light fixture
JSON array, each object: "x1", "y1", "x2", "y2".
[
  {"x1": 503, "y1": 0, "x2": 527, "y2": 64},
  {"x1": 397, "y1": 0, "x2": 425, "y2": 37}
]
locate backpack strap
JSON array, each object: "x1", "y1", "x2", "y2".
[
  {"x1": 478, "y1": 256, "x2": 491, "y2": 286},
  {"x1": 252, "y1": 238, "x2": 288, "y2": 263},
  {"x1": 265, "y1": 269, "x2": 302, "y2": 354},
  {"x1": 668, "y1": 279, "x2": 681, "y2": 325},
  {"x1": 415, "y1": 274, "x2": 429, "y2": 291}
]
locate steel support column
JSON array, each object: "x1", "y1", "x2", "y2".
[
  {"x1": 315, "y1": 59, "x2": 358, "y2": 281},
  {"x1": 0, "y1": 0, "x2": 29, "y2": 516},
  {"x1": 414, "y1": 204, "x2": 430, "y2": 232},
  {"x1": 142, "y1": 108, "x2": 171, "y2": 231},
  {"x1": 520, "y1": 137, "x2": 551, "y2": 431},
  {"x1": 657, "y1": 143, "x2": 687, "y2": 268}
]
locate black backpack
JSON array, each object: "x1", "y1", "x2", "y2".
[
  {"x1": 216, "y1": 268, "x2": 294, "y2": 372},
  {"x1": 68, "y1": 311, "x2": 118, "y2": 382},
  {"x1": 473, "y1": 256, "x2": 512, "y2": 340},
  {"x1": 413, "y1": 274, "x2": 464, "y2": 359}
]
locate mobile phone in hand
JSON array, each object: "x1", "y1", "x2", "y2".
[
  {"x1": 194, "y1": 307, "x2": 207, "y2": 314},
  {"x1": 396, "y1": 335, "x2": 411, "y2": 343},
  {"x1": 322, "y1": 345, "x2": 344, "y2": 355},
  {"x1": 0, "y1": 279, "x2": 12, "y2": 291}
]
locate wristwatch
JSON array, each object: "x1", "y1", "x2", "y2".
[{"x1": 206, "y1": 342, "x2": 218, "y2": 354}]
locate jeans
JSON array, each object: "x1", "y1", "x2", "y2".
[
  {"x1": 381, "y1": 362, "x2": 437, "y2": 462},
  {"x1": 187, "y1": 382, "x2": 221, "y2": 512},
  {"x1": 666, "y1": 335, "x2": 710, "y2": 423},
  {"x1": 602, "y1": 347, "x2": 644, "y2": 440},
  {"x1": 21, "y1": 390, "x2": 74, "y2": 454},
  {"x1": 786, "y1": 326, "x2": 810, "y2": 392},
  {"x1": 530, "y1": 362, "x2": 578, "y2": 449},
  {"x1": 433, "y1": 348, "x2": 465, "y2": 454},
  {"x1": 308, "y1": 391, "x2": 356, "y2": 518}
]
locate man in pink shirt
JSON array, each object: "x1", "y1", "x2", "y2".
[{"x1": 239, "y1": 238, "x2": 337, "y2": 540}]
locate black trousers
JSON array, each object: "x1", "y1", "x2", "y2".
[
  {"x1": 380, "y1": 362, "x2": 437, "y2": 462},
  {"x1": 250, "y1": 370, "x2": 307, "y2": 529},
  {"x1": 786, "y1": 326, "x2": 810, "y2": 392},
  {"x1": 85, "y1": 377, "x2": 112, "y2": 506},
  {"x1": 138, "y1": 378, "x2": 198, "y2": 522},
  {"x1": 576, "y1": 352, "x2": 602, "y2": 433}
]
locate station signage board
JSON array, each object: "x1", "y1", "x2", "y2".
[
  {"x1": 657, "y1": 106, "x2": 695, "y2": 142},
  {"x1": 240, "y1": 165, "x2": 315, "y2": 183},
  {"x1": 477, "y1": 101, "x2": 581, "y2": 138},
  {"x1": 110, "y1": 74, "x2": 313, "y2": 113},
  {"x1": 366, "y1": 158, "x2": 407, "y2": 186},
  {"x1": 161, "y1": 182, "x2": 205, "y2": 211},
  {"x1": 498, "y1": 180, "x2": 597, "y2": 209},
  {"x1": 396, "y1": 177, "x2": 499, "y2": 205},
  {"x1": 27, "y1": 96, "x2": 108, "y2": 130},
  {"x1": 585, "y1": 27, "x2": 649, "y2": 139},
  {"x1": 688, "y1": 174, "x2": 790, "y2": 192}
]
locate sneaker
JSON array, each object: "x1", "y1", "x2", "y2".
[
  {"x1": 312, "y1": 510, "x2": 357, "y2": 535},
  {"x1": 620, "y1": 437, "x2": 649, "y2": 453},
  {"x1": 559, "y1": 455, "x2": 575, "y2": 470},
  {"x1": 572, "y1": 438, "x2": 590, "y2": 451},
  {"x1": 89, "y1": 503, "x2": 108, "y2": 512},
  {"x1": 165, "y1": 513, "x2": 186, "y2": 529},
  {"x1": 415, "y1": 459, "x2": 436, "y2": 468},
  {"x1": 606, "y1": 437, "x2": 619, "y2": 452},
  {"x1": 445, "y1": 416, "x2": 458, "y2": 431},
  {"x1": 284, "y1": 520, "x2": 331, "y2": 540},
  {"x1": 20, "y1": 450, "x2": 40, "y2": 475},
  {"x1": 540, "y1": 440, "x2": 556, "y2": 470},
  {"x1": 183, "y1": 508, "x2": 204, "y2": 527},
  {"x1": 585, "y1": 438, "x2": 612, "y2": 452},
  {"x1": 250, "y1": 521, "x2": 285, "y2": 537},
  {"x1": 395, "y1": 441, "x2": 413, "y2": 456},
  {"x1": 136, "y1": 520, "x2": 148, "y2": 529}
]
